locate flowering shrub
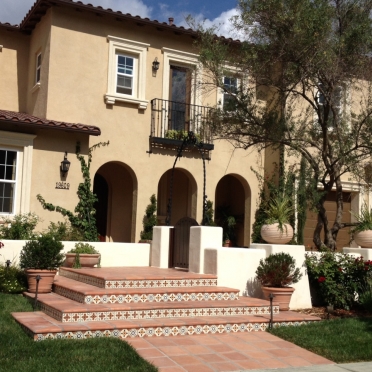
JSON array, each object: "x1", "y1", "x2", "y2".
[
  {"x1": 0, "y1": 213, "x2": 39, "y2": 240},
  {"x1": 0, "y1": 242, "x2": 27, "y2": 293},
  {"x1": 305, "y1": 251, "x2": 372, "y2": 309}
]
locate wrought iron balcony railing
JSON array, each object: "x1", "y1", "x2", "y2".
[{"x1": 150, "y1": 98, "x2": 214, "y2": 151}]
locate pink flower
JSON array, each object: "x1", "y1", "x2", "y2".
[
  {"x1": 318, "y1": 276, "x2": 326, "y2": 283},
  {"x1": 0, "y1": 241, "x2": 4, "y2": 249}
]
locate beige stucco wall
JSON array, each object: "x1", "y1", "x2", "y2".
[
  {"x1": 0, "y1": 6, "x2": 267, "y2": 244},
  {"x1": 0, "y1": 28, "x2": 29, "y2": 112}
]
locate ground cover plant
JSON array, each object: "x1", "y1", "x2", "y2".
[
  {"x1": 269, "y1": 317, "x2": 372, "y2": 363},
  {"x1": 0, "y1": 293, "x2": 157, "y2": 372}
]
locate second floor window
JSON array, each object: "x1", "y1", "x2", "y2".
[
  {"x1": 223, "y1": 77, "x2": 238, "y2": 110},
  {"x1": 116, "y1": 55, "x2": 134, "y2": 96},
  {"x1": 35, "y1": 53, "x2": 41, "y2": 84},
  {"x1": 0, "y1": 149, "x2": 17, "y2": 214}
]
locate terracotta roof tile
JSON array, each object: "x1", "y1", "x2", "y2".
[
  {"x1": 15, "y1": 0, "x2": 241, "y2": 43},
  {"x1": 0, "y1": 109, "x2": 101, "y2": 136}
]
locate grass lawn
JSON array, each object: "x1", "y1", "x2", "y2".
[
  {"x1": 0, "y1": 293, "x2": 158, "y2": 372},
  {"x1": 269, "y1": 317, "x2": 372, "y2": 363}
]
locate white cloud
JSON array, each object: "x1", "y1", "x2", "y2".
[
  {"x1": 0, "y1": 0, "x2": 152, "y2": 25},
  {"x1": 177, "y1": 8, "x2": 244, "y2": 39}
]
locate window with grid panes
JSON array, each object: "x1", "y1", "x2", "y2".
[{"x1": 0, "y1": 149, "x2": 17, "y2": 213}]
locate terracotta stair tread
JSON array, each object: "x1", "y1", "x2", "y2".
[
  {"x1": 59, "y1": 267, "x2": 218, "y2": 281},
  {"x1": 12, "y1": 310, "x2": 321, "y2": 340},
  {"x1": 24, "y1": 292, "x2": 276, "y2": 313},
  {"x1": 53, "y1": 276, "x2": 239, "y2": 296}
]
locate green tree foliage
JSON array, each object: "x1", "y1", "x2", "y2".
[
  {"x1": 195, "y1": 0, "x2": 372, "y2": 250},
  {"x1": 140, "y1": 194, "x2": 157, "y2": 240},
  {"x1": 37, "y1": 142, "x2": 109, "y2": 242}
]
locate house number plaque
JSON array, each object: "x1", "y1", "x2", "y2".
[{"x1": 55, "y1": 182, "x2": 70, "y2": 190}]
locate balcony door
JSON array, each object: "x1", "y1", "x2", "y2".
[{"x1": 169, "y1": 65, "x2": 191, "y2": 131}]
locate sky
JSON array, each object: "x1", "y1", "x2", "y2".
[{"x1": 0, "y1": 0, "x2": 241, "y2": 36}]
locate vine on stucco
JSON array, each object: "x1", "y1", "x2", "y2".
[{"x1": 37, "y1": 141, "x2": 109, "y2": 242}]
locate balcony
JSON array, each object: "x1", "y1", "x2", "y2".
[{"x1": 150, "y1": 99, "x2": 214, "y2": 156}]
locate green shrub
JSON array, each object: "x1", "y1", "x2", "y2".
[
  {"x1": 0, "y1": 213, "x2": 39, "y2": 240},
  {"x1": 358, "y1": 279, "x2": 372, "y2": 311},
  {"x1": 19, "y1": 234, "x2": 65, "y2": 270},
  {"x1": 0, "y1": 261, "x2": 27, "y2": 293},
  {"x1": 305, "y1": 251, "x2": 372, "y2": 309},
  {"x1": 46, "y1": 221, "x2": 84, "y2": 241},
  {"x1": 140, "y1": 194, "x2": 157, "y2": 241},
  {"x1": 255, "y1": 252, "x2": 302, "y2": 287},
  {"x1": 68, "y1": 242, "x2": 99, "y2": 254}
]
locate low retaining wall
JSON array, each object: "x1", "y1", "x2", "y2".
[{"x1": 0, "y1": 240, "x2": 150, "y2": 267}]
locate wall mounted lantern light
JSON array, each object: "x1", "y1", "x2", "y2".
[
  {"x1": 60, "y1": 152, "x2": 71, "y2": 176},
  {"x1": 152, "y1": 57, "x2": 160, "y2": 71}
]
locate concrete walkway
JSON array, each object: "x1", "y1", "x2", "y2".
[
  {"x1": 127, "y1": 331, "x2": 333, "y2": 371},
  {"x1": 243, "y1": 362, "x2": 372, "y2": 372}
]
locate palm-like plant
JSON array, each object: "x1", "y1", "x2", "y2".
[
  {"x1": 351, "y1": 204, "x2": 372, "y2": 234},
  {"x1": 264, "y1": 195, "x2": 293, "y2": 232}
]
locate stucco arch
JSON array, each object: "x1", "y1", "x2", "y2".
[
  {"x1": 215, "y1": 173, "x2": 251, "y2": 247},
  {"x1": 93, "y1": 161, "x2": 138, "y2": 242},
  {"x1": 157, "y1": 167, "x2": 198, "y2": 226}
]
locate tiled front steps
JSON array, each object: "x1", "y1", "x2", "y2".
[
  {"x1": 23, "y1": 292, "x2": 278, "y2": 322},
  {"x1": 59, "y1": 267, "x2": 218, "y2": 289},
  {"x1": 53, "y1": 276, "x2": 240, "y2": 304},
  {"x1": 12, "y1": 267, "x2": 321, "y2": 341},
  {"x1": 12, "y1": 310, "x2": 318, "y2": 341}
]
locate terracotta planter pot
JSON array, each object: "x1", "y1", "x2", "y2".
[
  {"x1": 223, "y1": 240, "x2": 233, "y2": 247},
  {"x1": 25, "y1": 269, "x2": 57, "y2": 293},
  {"x1": 262, "y1": 286, "x2": 295, "y2": 311},
  {"x1": 65, "y1": 253, "x2": 100, "y2": 268},
  {"x1": 260, "y1": 223, "x2": 293, "y2": 244},
  {"x1": 354, "y1": 230, "x2": 372, "y2": 248}
]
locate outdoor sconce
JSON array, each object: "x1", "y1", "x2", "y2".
[
  {"x1": 152, "y1": 57, "x2": 160, "y2": 71},
  {"x1": 60, "y1": 152, "x2": 71, "y2": 176}
]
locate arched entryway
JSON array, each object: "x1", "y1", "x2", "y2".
[
  {"x1": 215, "y1": 174, "x2": 251, "y2": 247},
  {"x1": 93, "y1": 162, "x2": 137, "y2": 242},
  {"x1": 157, "y1": 168, "x2": 197, "y2": 226}
]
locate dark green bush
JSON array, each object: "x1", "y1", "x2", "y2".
[
  {"x1": 19, "y1": 234, "x2": 65, "y2": 270},
  {"x1": 256, "y1": 252, "x2": 302, "y2": 287},
  {"x1": 140, "y1": 194, "x2": 157, "y2": 240},
  {"x1": 0, "y1": 262, "x2": 27, "y2": 293}
]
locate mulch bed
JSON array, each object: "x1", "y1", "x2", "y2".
[{"x1": 294, "y1": 306, "x2": 372, "y2": 320}]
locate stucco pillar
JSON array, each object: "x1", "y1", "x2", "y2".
[
  {"x1": 189, "y1": 226, "x2": 223, "y2": 274},
  {"x1": 151, "y1": 226, "x2": 173, "y2": 268}
]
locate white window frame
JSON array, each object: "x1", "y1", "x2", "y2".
[
  {"x1": 162, "y1": 48, "x2": 201, "y2": 106},
  {"x1": 0, "y1": 131, "x2": 36, "y2": 215},
  {"x1": 0, "y1": 149, "x2": 18, "y2": 214},
  {"x1": 315, "y1": 83, "x2": 350, "y2": 131},
  {"x1": 219, "y1": 76, "x2": 240, "y2": 110},
  {"x1": 105, "y1": 36, "x2": 149, "y2": 109}
]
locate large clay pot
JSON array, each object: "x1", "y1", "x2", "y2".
[
  {"x1": 25, "y1": 269, "x2": 57, "y2": 293},
  {"x1": 262, "y1": 286, "x2": 295, "y2": 311},
  {"x1": 261, "y1": 223, "x2": 294, "y2": 244},
  {"x1": 65, "y1": 253, "x2": 100, "y2": 268},
  {"x1": 354, "y1": 230, "x2": 372, "y2": 248}
]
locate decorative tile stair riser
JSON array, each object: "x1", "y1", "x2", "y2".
[
  {"x1": 13, "y1": 267, "x2": 321, "y2": 341},
  {"x1": 59, "y1": 267, "x2": 218, "y2": 289},
  {"x1": 53, "y1": 276, "x2": 240, "y2": 304}
]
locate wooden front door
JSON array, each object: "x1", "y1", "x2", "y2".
[{"x1": 169, "y1": 217, "x2": 199, "y2": 268}]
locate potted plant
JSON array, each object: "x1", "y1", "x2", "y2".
[
  {"x1": 216, "y1": 205, "x2": 237, "y2": 247},
  {"x1": 65, "y1": 242, "x2": 100, "y2": 268},
  {"x1": 255, "y1": 252, "x2": 303, "y2": 310},
  {"x1": 351, "y1": 204, "x2": 372, "y2": 248},
  {"x1": 19, "y1": 234, "x2": 65, "y2": 293},
  {"x1": 260, "y1": 196, "x2": 294, "y2": 244}
]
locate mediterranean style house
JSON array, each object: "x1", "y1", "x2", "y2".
[
  {"x1": 0, "y1": 0, "x2": 265, "y2": 247},
  {"x1": 0, "y1": 0, "x2": 362, "y2": 250}
]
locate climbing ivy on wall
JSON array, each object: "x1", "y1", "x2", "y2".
[{"x1": 37, "y1": 141, "x2": 109, "y2": 242}]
